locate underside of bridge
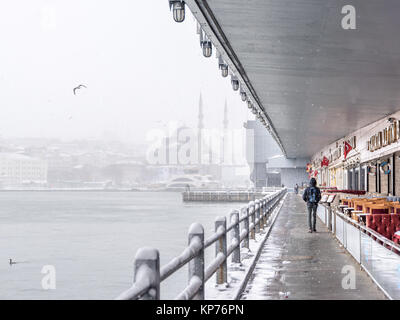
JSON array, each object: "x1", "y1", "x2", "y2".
[{"x1": 187, "y1": 0, "x2": 400, "y2": 158}]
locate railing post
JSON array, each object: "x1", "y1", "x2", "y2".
[
  {"x1": 333, "y1": 209, "x2": 337, "y2": 236},
  {"x1": 327, "y1": 204, "x2": 332, "y2": 231},
  {"x1": 262, "y1": 199, "x2": 267, "y2": 228},
  {"x1": 255, "y1": 199, "x2": 260, "y2": 233},
  {"x1": 241, "y1": 206, "x2": 250, "y2": 249},
  {"x1": 134, "y1": 247, "x2": 160, "y2": 300},
  {"x1": 188, "y1": 223, "x2": 204, "y2": 300},
  {"x1": 249, "y1": 201, "x2": 255, "y2": 239},
  {"x1": 230, "y1": 210, "x2": 240, "y2": 264},
  {"x1": 258, "y1": 199, "x2": 263, "y2": 230},
  {"x1": 215, "y1": 216, "x2": 227, "y2": 284}
]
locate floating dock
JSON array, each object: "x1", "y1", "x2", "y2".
[{"x1": 182, "y1": 190, "x2": 266, "y2": 202}]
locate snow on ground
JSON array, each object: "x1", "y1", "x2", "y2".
[{"x1": 205, "y1": 194, "x2": 287, "y2": 300}]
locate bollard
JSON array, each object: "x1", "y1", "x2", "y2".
[
  {"x1": 230, "y1": 210, "x2": 240, "y2": 264},
  {"x1": 133, "y1": 247, "x2": 160, "y2": 300},
  {"x1": 255, "y1": 199, "x2": 260, "y2": 233},
  {"x1": 215, "y1": 216, "x2": 227, "y2": 284},
  {"x1": 188, "y1": 223, "x2": 205, "y2": 299},
  {"x1": 249, "y1": 201, "x2": 255, "y2": 240},
  {"x1": 241, "y1": 206, "x2": 250, "y2": 249}
]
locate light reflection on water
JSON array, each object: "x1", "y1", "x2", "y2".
[{"x1": 0, "y1": 191, "x2": 245, "y2": 299}]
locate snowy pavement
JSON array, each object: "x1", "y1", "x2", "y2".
[
  {"x1": 205, "y1": 194, "x2": 287, "y2": 300},
  {"x1": 240, "y1": 193, "x2": 386, "y2": 300}
]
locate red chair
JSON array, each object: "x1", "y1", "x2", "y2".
[{"x1": 367, "y1": 214, "x2": 400, "y2": 242}]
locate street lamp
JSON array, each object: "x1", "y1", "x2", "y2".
[
  {"x1": 231, "y1": 75, "x2": 239, "y2": 91},
  {"x1": 220, "y1": 64, "x2": 228, "y2": 77},
  {"x1": 169, "y1": 1, "x2": 185, "y2": 23},
  {"x1": 201, "y1": 40, "x2": 212, "y2": 57},
  {"x1": 240, "y1": 89, "x2": 246, "y2": 101},
  {"x1": 218, "y1": 56, "x2": 228, "y2": 77},
  {"x1": 247, "y1": 99, "x2": 253, "y2": 109}
]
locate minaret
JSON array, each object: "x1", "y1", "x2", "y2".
[
  {"x1": 223, "y1": 99, "x2": 228, "y2": 130},
  {"x1": 198, "y1": 93, "x2": 204, "y2": 166},
  {"x1": 222, "y1": 99, "x2": 228, "y2": 164}
]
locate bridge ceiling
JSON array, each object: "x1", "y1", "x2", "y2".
[{"x1": 201, "y1": 0, "x2": 400, "y2": 158}]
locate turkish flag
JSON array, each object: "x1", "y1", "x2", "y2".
[
  {"x1": 344, "y1": 141, "x2": 353, "y2": 159},
  {"x1": 321, "y1": 156, "x2": 329, "y2": 167}
]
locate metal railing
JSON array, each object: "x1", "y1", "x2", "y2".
[{"x1": 116, "y1": 188, "x2": 287, "y2": 300}]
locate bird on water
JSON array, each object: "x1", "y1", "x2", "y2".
[{"x1": 9, "y1": 259, "x2": 17, "y2": 265}]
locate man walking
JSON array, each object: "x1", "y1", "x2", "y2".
[{"x1": 302, "y1": 178, "x2": 321, "y2": 233}]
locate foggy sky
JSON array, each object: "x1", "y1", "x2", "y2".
[{"x1": 0, "y1": 0, "x2": 254, "y2": 145}]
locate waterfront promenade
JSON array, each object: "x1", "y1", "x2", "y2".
[{"x1": 241, "y1": 193, "x2": 386, "y2": 300}]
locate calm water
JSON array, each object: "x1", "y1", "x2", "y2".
[{"x1": 0, "y1": 191, "x2": 245, "y2": 299}]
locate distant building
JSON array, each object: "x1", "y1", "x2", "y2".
[
  {"x1": 245, "y1": 121, "x2": 308, "y2": 188},
  {"x1": 0, "y1": 153, "x2": 47, "y2": 186}
]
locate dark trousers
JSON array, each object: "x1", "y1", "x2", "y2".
[{"x1": 307, "y1": 203, "x2": 318, "y2": 230}]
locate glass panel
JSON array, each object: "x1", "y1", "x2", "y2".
[{"x1": 360, "y1": 231, "x2": 400, "y2": 299}]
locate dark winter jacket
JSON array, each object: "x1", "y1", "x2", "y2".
[{"x1": 302, "y1": 178, "x2": 321, "y2": 205}]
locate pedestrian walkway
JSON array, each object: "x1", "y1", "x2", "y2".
[{"x1": 241, "y1": 193, "x2": 386, "y2": 299}]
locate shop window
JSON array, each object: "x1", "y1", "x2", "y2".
[{"x1": 360, "y1": 166, "x2": 366, "y2": 191}]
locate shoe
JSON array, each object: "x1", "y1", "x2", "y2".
[
  {"x1": 308, "y1": 229, "x2": 312, "y2": 233},
  {"x1": 313, "y1": 229, "x2": 317, "y2": 232}
]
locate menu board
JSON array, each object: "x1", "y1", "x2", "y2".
[
  {"x1": 320, "y1": 194, "x2": 329, "y2": 203},
  {"x1": 327, "y1": 195, "x2": 336, "y2": 203}
]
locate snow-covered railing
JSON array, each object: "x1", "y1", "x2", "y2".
[{"x1": 115, "y1": 188, "x2": 287, "y2": 300}]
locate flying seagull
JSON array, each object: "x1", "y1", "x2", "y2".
[{"x1": 73, "y1": 84, "x2": 87, "y2": 95}]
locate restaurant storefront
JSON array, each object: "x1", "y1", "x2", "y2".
[{"x1": 311, "y1": 111, "x2": 400, "y2": 196}]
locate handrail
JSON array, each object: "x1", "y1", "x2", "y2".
[
  {"x1": 160, "y1": 236, "x2": 202, "y2": 281},
  {"x1": 204, "y1": 227, "x2": 224, "y2": 248},
  {"x1": 115, "y1": 265, "x2": 154, "y2": 300},
  {"x1": 116, "y1": 188, "x2": 287, "y2": 300}
]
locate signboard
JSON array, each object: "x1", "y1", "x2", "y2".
[
  {"x1": 327, "y1": 194, "x2": 336, "y2": 203},
  {"x1": 320, "y1": 194, "x2": 329, "y2": 202},
  {"x1": 367, "y1": 120, "x2": 398, "y2": 152}
]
